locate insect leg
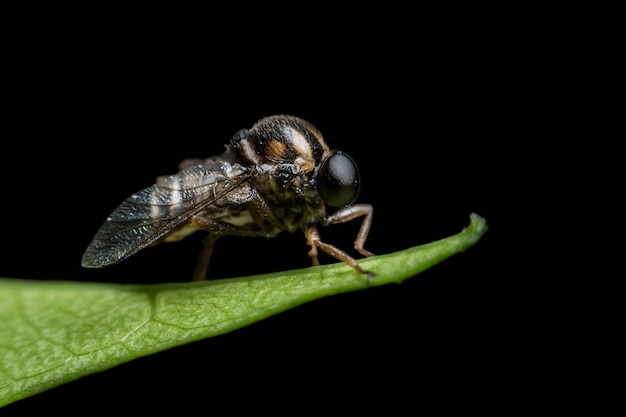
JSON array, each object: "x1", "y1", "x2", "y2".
[
  {"x1": 189, "y1": 217, "x2": 251, "y2": 281},
  {"x1": 304, "y1": 226, "x2": 374, "y2": 278},
  {"x1": 193, "y1": 235, "x2": 219, "y2": 281},
  {"x1": 324, "y1": 203, "x2": 375, "y2": 257},
  {"x1": 191, "y1": 194, "x2": 277, "y2": 281}
]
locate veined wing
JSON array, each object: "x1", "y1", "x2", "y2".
[{"x1": 81, "y1": 160, "x2": 249, "y2": 268}]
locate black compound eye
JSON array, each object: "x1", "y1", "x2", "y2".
[{"x1": 317, "y1": 151, "x2": 361, "y2": 207}]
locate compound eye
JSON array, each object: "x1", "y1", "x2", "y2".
[{"x1": 317, "y1": 151, "x2": 361, "y2": 207}]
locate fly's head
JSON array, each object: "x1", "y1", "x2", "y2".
[{"x1": 231, "y1": 114, "x2": 361, "y2": 208}]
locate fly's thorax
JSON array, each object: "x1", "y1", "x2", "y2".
[
  {"x1": 232, "y1": 114, "x2": 362, "y2": 212},
  {"x1": 231, "y1": 114, "x2": 332, "y2": 204},
  {"x1": 254, "y1": 165, "x2": 328, "y2": 232},
  {"x1": 231, "y1": 115, "x2": 330, "y2": 168},
  {"x1": 251, "y1": 162, "x2": 320, "y2": 205}
]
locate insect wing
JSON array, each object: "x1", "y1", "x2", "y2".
[{"x1": 81, "y1": 160, "x2": 249, "y2": 268}]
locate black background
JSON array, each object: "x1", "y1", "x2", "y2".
[{"x1": 2, "y1": 10, "x2": 529, "y2": 414}]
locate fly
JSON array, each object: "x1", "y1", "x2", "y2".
[{"x1": 81, "y1": 114, "x2": 375, "y2": 281}]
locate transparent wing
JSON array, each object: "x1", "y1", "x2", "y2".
[{"x1": 81, "y1": 160, "x2": 250, "y2": 268}]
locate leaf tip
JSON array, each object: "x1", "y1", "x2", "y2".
[{"x1": 467, "y1": 212, "x2": 488, "y2": 242}]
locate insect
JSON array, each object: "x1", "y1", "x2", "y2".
[{"x1": 81, "y1": 114, "x2": 374, "y2": 281}]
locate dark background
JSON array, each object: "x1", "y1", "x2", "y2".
[{"x1": 2, "y1": 10, "x2": 530, "y2": 414}]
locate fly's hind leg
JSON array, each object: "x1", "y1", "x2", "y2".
[
  {"x1": 189, "y1": 202, "x2": 279, "y2": 281},
  {"x1": 189, "y1": 217, "x2": 245, "y2": 281},
  {"x1": 193, "y1": 234, "x2": 220, "y2": 281}
]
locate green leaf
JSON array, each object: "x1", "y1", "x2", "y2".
[{"x1": 0, "y1": 213, "x2": 486, "y2": 407}]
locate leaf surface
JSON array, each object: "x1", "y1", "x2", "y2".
[{"x1": 0, "y1": 213, "x2": 487, "y2": 407}]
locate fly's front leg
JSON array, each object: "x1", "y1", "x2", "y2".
[
  {"x1": 324, "y1": 203, "x2": 375, "y2": 258},
  {"x1": 305, "y1": 227, "x2": 372, "y2": 277}
]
